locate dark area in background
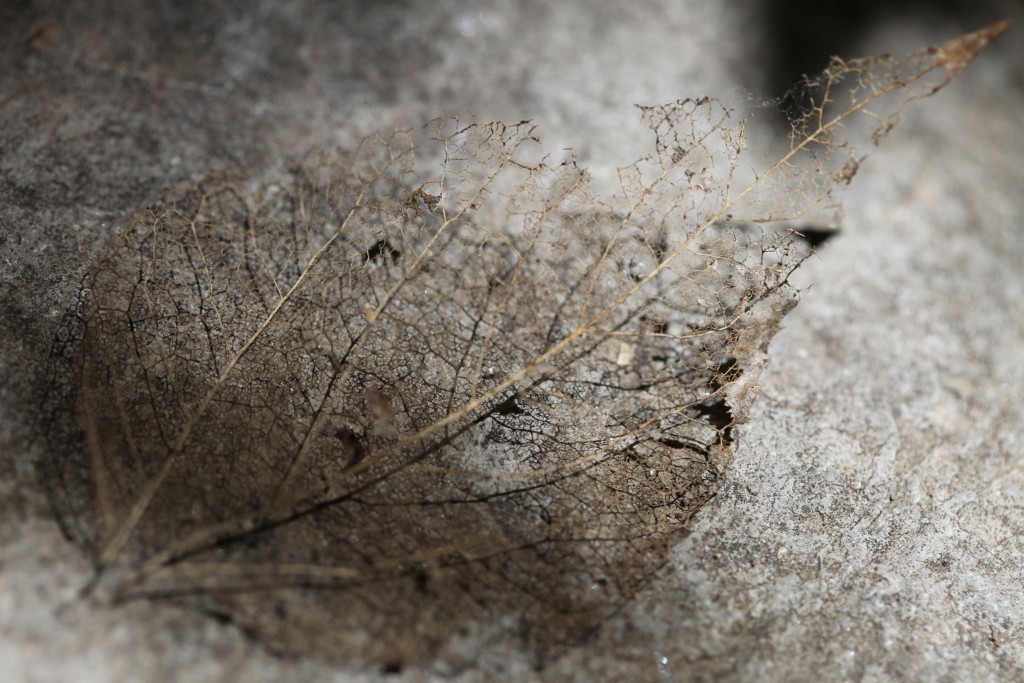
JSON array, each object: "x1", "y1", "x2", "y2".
[{"x1": 757, "y1": 0, "x2": 1021, "y2": 96}]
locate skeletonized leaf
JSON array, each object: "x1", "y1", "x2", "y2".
[{"x1": 54, "y1": 22, "x2": 1007, "y2": 670}]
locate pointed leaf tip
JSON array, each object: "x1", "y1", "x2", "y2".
[{"x1": 933, "y1": 19, "x2": 1012, "y2": 77}]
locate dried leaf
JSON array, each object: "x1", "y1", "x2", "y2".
[{"x1": 48, "y1": 23, "x2": 1007, "y2": 670}]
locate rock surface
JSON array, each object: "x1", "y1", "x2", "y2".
[{"x1": 2, "y1": 2, "x2": 1021, "y2": 681}]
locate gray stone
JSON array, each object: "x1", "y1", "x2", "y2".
[{"x1": 2, "y1": 2, "x2": 1021, "y2": 681}]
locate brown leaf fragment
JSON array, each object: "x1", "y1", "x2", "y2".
[
  {"x1": 403, "y1": 186, "x2": 441, "y2": 217},
  {"x1": 932, "y1": 19, "x2": 1012, "y2": 77},
  {"x1": 364, "y1": 387, "x2": 394, "y2": 435},
  {"x1": 834, "y1": 155, "x2": 864, "y2": 186}
]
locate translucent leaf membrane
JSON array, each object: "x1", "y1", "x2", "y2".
[
  {"x1": 56, "y1": 22, "x2": 1007, "y2": 670},
  {"x1": 731, "y1": 19, "x2": 1012, "y2": 226}
]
